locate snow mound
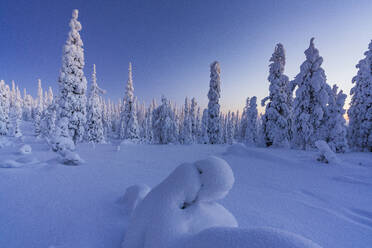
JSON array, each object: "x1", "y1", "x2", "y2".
[
  {"x1": 122, "y1": 156, "x2": 237, "y2": 248},
  {"x1": 59, "y1": 150, "x2": 84, "y2": 166},
  {"x1": 19, "y1": 144, "x2": 32, "y2": 155},
  {"x1": 0, "y1": 137, "x2": 11, "y2": 148},
  {"x1": 0, "y1": 159, "x2": 22, "y2": 168},
  {"x1": 177, "y1": 227, "x2": 322, "y2": 248},
  {"x1": 118, "y1": 184, "x2": 151, "y2": 216},
  {"x1": 315, "y1": 140, "x2": 340, "y2": 164}
]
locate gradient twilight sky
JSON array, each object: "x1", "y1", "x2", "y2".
[{"x1": 1, "y1": 0, "x2": 372, "y2": 113}]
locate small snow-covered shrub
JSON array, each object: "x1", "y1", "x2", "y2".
[
  {"x1": 122, "y1": 156, "x2": 237, "y2": 248},
  {"x1": 118, "y1": 184, "x2": 151, "y2": 216},
  {"x1": 19, "y1": 144, "x2": 32, "y2": 155},
  {"x1": 315, "y1": 140, "x2": 340, "y2": 164}
]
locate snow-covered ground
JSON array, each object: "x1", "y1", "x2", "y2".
[{"x1": 0, "y1": 122, "x2": 371, "y2": 248}]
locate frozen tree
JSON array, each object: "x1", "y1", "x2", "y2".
[
  {"x1": 85, "y1": 64, "x2": 105, "y2": 143},
  {"x1": 144, "y1": 105, "x2": 154, "y2": 143},
  {"x1": 57, "y1": 9, "x2": 87, "y2": 144},
  {"x1": 199, "y1": 109, "x2": 209, "y2": 144},
  {"x1": 120, "y1": 62, "x2": 140, "y2": 140},
  {"x1": 152, "y1": 96, "x2": 178, "y2": 144},
  {"x1": 34, "y1": 79, "x2": 43, "y2": 137},
  {"x1": 207, "y1": 61, "x2": 222, "y2": 144},
  {"x1": 348, "y1": 40, "x2": 372, "y2": 152},
  {"x1": 226, "y1": 111, "x2": 234, "y2": 144},
  {"x1": 292, "y1": 38, "x2": 331, "y2": 150},
  {"x1": 261, "y1": 43, "x2": 291, "y2": 148},
  {"x1": 234, "y1": 110, "x2": 240, "y2": 140},
  {"x1": 245, "y1": 97, "x2": 258, "y2": 145},
  {"x1": 190, "y1": 97, "x2": 198, "y2": 142},
  {"x1": 22, "y1": 90, "x2": 33, "y2": 121},
  {"x1": 323, "y1": 85, "x2": 348, "y2": 153},
  {"x1": 0, "y1": 80, "x2": 10, "y2": 135},
  {"x1": 181, "y1": 97, "x2": 193, "y2": 144},
  {"x1": 10, "y1": 86, "x2": 23, "y2": 137},
  {"x1": 195, "y1": 107, "x2": 201, "y2": 142}
]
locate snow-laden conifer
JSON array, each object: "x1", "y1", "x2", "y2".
[
  {"x1": 292, "y1": 38, "x2": 331, "y2": 149},
  {"x1": 152, "y1": 96, "x2": 178, "y2": 144},
  {"x1": 207, "y1": 61, "x2": 221, "y2": 144},
  {"x1": 57, "y1": 9, "x2": 87, "y2": 144},
  {"x1": 0, "y1": 80, "x2": 10, "y2": 135},
  {"x1": 261, "y1": 43, "x2": 291, "y2": 147},
  {"x1": 245, "y1": 97, "x2": 258, "y2": 145},
  {"x1": 199, "y1": 108, "x2": 209, "y2": 144},
  {"x1": 181, "y1": 97, "x2": 193, "y2": 144},
  {"x1": 85, "y1": 64, "x2": 105, "y2": 143},
  {"x1": 10, "y1": 86, "x2": 23, "y2": 137},
  {"x1": 348, "y1": 40, "x2": 372, "y2": 152},
  {"x1": 323, "y1": 85, "x2": 348, "y2": 153},
  {"x1": 120, "y1": 62, "x2": 140, "y2": 140},
  {"x1": 34, "y1": 79, "x2": 43, "y2": 137}
]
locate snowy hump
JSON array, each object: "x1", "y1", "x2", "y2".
[{"x1": 122, "y1": 156, "x2": 237, "y2": 248}]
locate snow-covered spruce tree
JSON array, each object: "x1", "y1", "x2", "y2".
[
  {"x1": 226, "y1": 111, "x2": 234, "y2": 144},
  {"x1": 57, "y1": 9, "x2": 87, "y2": 144},
  {"x1": 245, "y1": 96, "x2": 258, "y2": 145},
  {"x1": 239, "y1": 98, "x2": 249, "y2": 141},
  {"x1": 10, "y1": 87, "x2": 23, "y2": 137},
  {"x1": 207, "y1": 61, "x2": 222, "y2": 144},
  {"x1": 234, "y1": 110, "x2": 240, "y2": 140},
  {"x1": 144, "y1": 104, "x2": 154, "y2": 143},
  {"x1": 190, "y1": 97, "x2": 198, "y2": 142},
  {"x1": 120, "y1": 62, "x2": 140, "y2": 141},
  {"x1": 199, "y1": 108, "x2": 209, "y2": 144},
  {"x1": 0, "y1": 80, "x2": 10, "y2": 135},
  {"x1": 348, "y1": 40, "x2": 372, "y2": 152},
  {"x1": 85, "y1": 64, "x2": 105, "y2": 143},
  {"x1": 34, "y1": 79, "x2": 43, "y2": 137},
  {"x1": 181, "y1": 97, "x2": 193, "y2": 144},
  {"x1": 195, "y1": 107, "x2": 201, "y2": 142},
  {"x1": 322, "y1": 85, "x2": 348, "y2": 153},
  {"x1": 292, "y1": 38, "x2": 331, "y2": 150},
  {"x1": 261, "y1": 43, "x2": 291, "y2": 148},
  {"x1": 152, "y1": 96, "x2": 178, "y2": 144},
  {"x1": 22, "y1": 90, "x2": 33, "y2": 121}
]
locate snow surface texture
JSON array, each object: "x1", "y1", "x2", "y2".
[{"x1": 0, "y1": 122, "x2": 371, "y2": 248}]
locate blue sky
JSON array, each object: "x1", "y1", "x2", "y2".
[{"x1": 1, "y1": 0, "x2": 372, "y2": 112}]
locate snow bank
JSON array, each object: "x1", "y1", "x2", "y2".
[
  {"x1": 118, "y1": 184, "x2": 151, "y2": 216},
  {"x1": 315, "y1": 140, "x2": 340, "y2": 164},
  {"x1": 177, "y1": 227, "x2": 322, "y2": 248},
  {"x1": 122, "y1": 156, "x2": 237, "y2": 248},
  {"x1": 19, "y1": 144, "x2": 32, "y2": 155}
]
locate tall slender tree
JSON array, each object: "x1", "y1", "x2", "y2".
[
  {"x1": 207, "y1": 61, "x2": 221, "y2": 144},
  {"x1": 57, "y1": 9, "x2": 87, "y2": 144},
  {"x1": 120, "y1": 62, "x2": 140, "y2": 140},
  {"x1": 86, "y1": 64, "x2": 105, "y2": 143},
  {"x1": 292, "y1": 38, "x2": 331, "y2": 149},
  {"x1": 261, "y1": 43, "x2": 291, "y2": 147}
]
